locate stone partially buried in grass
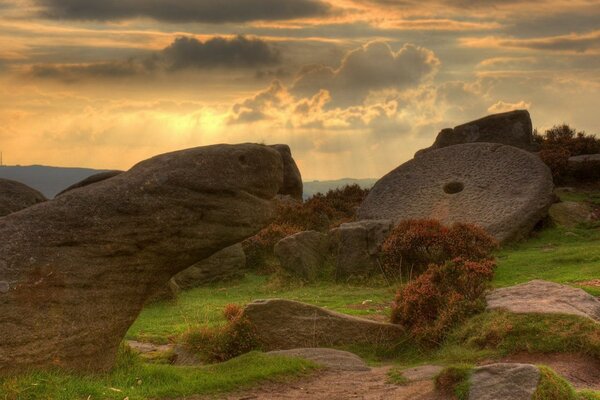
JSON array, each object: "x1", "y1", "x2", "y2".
[
  {"x1": 358, "y1": 143, "x2": 554, "y2": 243},
  {"x1": 486, "y1": 280, "x2": 600, "y2": 322},
  {"x1": 242, "y1": 299, "x2": 404, "y2": 350},
  {"x1": 468, "y1": 363, "x2": 540, "y2": 400}
]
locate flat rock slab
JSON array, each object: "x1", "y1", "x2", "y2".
[
  {"x1": 359, "y1": 143, "x2": 554, "y2": 243},
  {"x1": 243, "y1": 299, "x2": 404, "y2": 350},
  {"x1": 268, "y1": 348, "x2": 370, "y2": 371},
  {"x1": 401, "y1": 365, "x2": 444, "y2": 382},
  {"x1": 469, "y1": 363, "x2": 540, "y2": 400},
  {"x1": 487, "y1": 280, "x2": 600, "y2": 322},
  {"x1": 548, "y1": 201, "x2": 593, "y2": 227}
]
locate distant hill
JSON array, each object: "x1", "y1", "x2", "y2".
[
  {"x1": 0, "y1": 165, "x2": 377, "y2": 200},
  {"x1": 0, "y1": 165, "x2": 108, "y2": 198},
  {"x1": 302, "y1": 178, "x2": 377, "y2": 199}
]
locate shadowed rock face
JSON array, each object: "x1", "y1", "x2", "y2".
[
  {"x1": 0, "y1": 143, "x2": 296, "y2": 375},
  {"x1": 0, "y1": 179, "x2": 47, "y2": 217}
]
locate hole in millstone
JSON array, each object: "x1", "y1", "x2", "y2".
[{"x1": 443, "y1": 181, "x2": 464, "y2": 194}]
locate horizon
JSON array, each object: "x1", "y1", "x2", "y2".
[{"x1": 0, "y1": 0, "x2": 598, "y2": 179}]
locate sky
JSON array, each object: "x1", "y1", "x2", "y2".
[{"x1": 0, "y1": 0, "x2": 598, "y2": 180}]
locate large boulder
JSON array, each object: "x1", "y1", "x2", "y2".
[
  {"x1": 0, "y1": 143, "x2": 298, "y2": 375},
  {"x1": 56, "y1": 170, "x2": 123, "y2": 196},
  {"x1": 358, "y1": 143, "x2": 554, "y2": 243},
  {"x1": 329, "y1": 219, "x2": 392, "y2": 279},
  {"x1": 173, "y1": 243, "x2": 246, "y2": 289},
  {"x1": 274, "y1": 231, "x2": 329, "y2": 281},
  {"x1": 487, "y1": 280, "x2": 600, "y2": 322},
  {"x1": 548, "y1": 201, "x2": 593, "y2": 227},
  {"x1": 242, "y1": 299, "x2": 404, "y2": 350},
  {"x1": 468, "y1": 363, "x2": 540, "y2": 400},
  {"x1": 0, "y1": 178, "x2": 47, "y2": 217},
  {"x1": 416, "y1": 110, "x2": 539, "y2": 156}
]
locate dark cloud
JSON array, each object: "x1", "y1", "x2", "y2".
[
  {"x1": 37, "y1": 0, "x2": 332, "y2": 23},
  {"x1": 29, "y1": 35, "x2": 281, "y2": 81},
  {"x1": 163, "y1": 36, "x2": 280, "y2": 69}
]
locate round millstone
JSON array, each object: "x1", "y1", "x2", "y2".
[{"x1": 358, "y1": 143, "x2": 554, "y2": 243}]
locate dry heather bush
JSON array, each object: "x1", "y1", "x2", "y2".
[
  {"x1": 184, "y1": 303, "x2": 259, "y2": 363},
  {"x1": 535, "y1": 124, "x2": 600, "y2": 183},
  {"x1": 242, "y1": 184, "x2": 370, "y2": 270},
  {"x1": 391, "y1": 258, "x2": 496, "y2": 345},
  {"x1": 380, "y1": 219, "x2": 498, "y2": 277}
]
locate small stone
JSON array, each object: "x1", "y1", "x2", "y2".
[
  {"x1": 469, "y1": 363, "x2": 540, "y2": 400},
  {"x1": 0, "y1": 281, "x2": 9, "y2": 294}
]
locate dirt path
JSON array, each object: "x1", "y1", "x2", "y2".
[{"x1": 206, "y1": 366, "x2": 447, "y2": 400}]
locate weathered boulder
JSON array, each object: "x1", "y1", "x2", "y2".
[
  {"x1": 56, "y1": 170, "x2": 123, "y2": 196},
  {"x1": 416, "y1": 110, "x2": 539, "y2": 156},
  {"x1": 0, "y1": 178, "x2": 46, "y2": 217},
  {"x1": 270, "y1": 144, "x2": 303, "y2": 200},
  {"x1": 274, "y1": 231, "x2": 329, "y2": 281},
  {"x1": 469, "y1": 363, "x2": 540, "y2": 400},
  {"x1": 569, "y1": 154, "x2": 600, "y2": 164},
  {"x1": 359, "y1": 143, "x2": 554, "y2": 243},
  {"x1": 173, "y1": 243, "x2": 246, "y2": 289},
  {"x1": 146, "y1": 278, "x2": 180, "y2": 303},
  {"x1": 548, "y1": 201, "x2": 593, "y2": 227},
  {"x1": 329, "y1": 219, "x2": 392, "y2": 279},
  {"x1": 242, "y1": 299, "x2": 404, "y2": 350},
  {"x1": 486, "y1": 280, "x2": 600, "y2": 322},
  {"x1": 568, "y1": 154, "x2": 600, "y2": 180},
  {"x1": 0, "y1": 143, "x2": 297, "y2": 374},
  {"x1": 267, "y1": 348, "x2": 369, "y2": 371}
]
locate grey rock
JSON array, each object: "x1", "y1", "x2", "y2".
[
  {"x1": 268, "y1": 348, "x2": 369, "y2": 371},
  {"x1": 417, "y1": 110, "x2": 539, "y2": 156},
  {"x1": 274, "y1": 231, "x2": 329, "y2": 281},
  {"x1": 359, "y1": 143, "x2": 554, "y2": 243},
  {"x1": 401, "y1": 365, "x2": 444, "y2": 382},
  {"x1": 270, "y1": 144, "x2": 303, "y2": 200},
  {"x1": 569, "y1": 154, "x2": 600, "y2": 164},
  {"x1": 487, "y1": 280, "x2": 600, "y2": 322},
  {"x1": 56, "y1": 170, "x2": 123, "y2": 196},
  {"x1": 0, "y1": 178, "x2": 46, "y2": 217},
  {"x1": 0, "y1": 282, "x2": 8, "y2": 294},
  {"x1": 469, "y1": 363, "x2": 540, "y2": 400},
  {"x1": 329, "y1": 219, "x2": 392, "y2": 279},
  {"x1": 548, "y1": 201, "x2": 593, "y2": 227},
  {"x1": 173, "y1": 243, "x2": 246, "y2": 289},
  {"x1": 243, "y1": 299, "x2": 404, "y2": 350},
  {"x1": 146, "y1": 278, "x2": 180, "y2": 303},
  {"x1": 0, "y1": 143, "x2": 296, "y2": 374}
]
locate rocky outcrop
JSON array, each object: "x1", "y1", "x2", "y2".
[
  {"x1": 469, "y1": 363, "x2": 540, "y2": 400},
  {"x1": 416, "y1": 110, "x2": 539, "y2": 156},
  {"x1": 0, "y1": 178, "x2": 46, "y2": 217},
  {"x1": 243, "y1": 299, "x2": 404, "y2": 350},
  {"x1": 329, "y1": 220, "x2": 392, "y2": 279},
  {"x1": 359, "y1": 143, "x2": 555, "y2": 243},
  {"x1": 56, "y1": 170, "x2": 123, "y2": 196},
  {"x1": 267, "y1": 348, "x2": 369, "y2": 371},
  {"x1": 274, "y1": 231, "x2": 329, "y2": 281},
  {"x1": 0, "y1": 143, "x2": 298, "y2": 374},
  {"x1": 173, "y1": 243, "x2": 246, "y2": 289},
  {"x1": 486, "y1": 280, "x2": 600, "y2": 322},
  {"x1": 548, "y1": 201, "x2": 593, "y2": 227}
]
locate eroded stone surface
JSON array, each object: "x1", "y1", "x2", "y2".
[
  {"x1": 274, "y1": 231, "x2": 329, "y2": 281},
  {"x1": 243, "y1": 299, "x2": 404, "y2": 350},
  {"x1": 0, "y1": 178, "x2": 46, "y2": 217},
  {"x1": 469, "y1": 363, "x2": 540, "y2": 400},
  {"x1": 0, "y1": 143, "x2": 295, "y2": 374},
  {"x1": 173, "y1": 243, "x2": 246, "y2": 289},
  {"x1": 359, "y1": 143, "x2": 554, "y2": 243},
  {"x1": 417, "y1": 110, "x2": 538, "y2": 156},
  {"x1": 487, "y1": 280, "x2": 600, "y2": 322},
  {"x1": 268, "y1": 348, "x2": 370, "y2": 371},
  {"x1": 56, "y1": 170, "x2": 123, "y2": 196}
]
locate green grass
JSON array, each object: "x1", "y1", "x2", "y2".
[
  {"x1": 128, "y1": 274, "x2": 395, "y2": 343},
  {"x1": 434, "y1": 365, "x2": 473, "y2": 400},
  {"x1": 533, "y1": 366, "x2": 579, "y2": 400},
  {"x1": 494, "y1": 225, "x2": 600, "y2": 295},
  {"x1": 0, "y1": 348, "x2": 317, "y2": 400}
]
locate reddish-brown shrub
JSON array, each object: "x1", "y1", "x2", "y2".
[
  {"x1": 380, "y1": 219, "x2": 498, "y2": 276},
  {"x1": 539, "y1": 147, "x2": 571, "y2": 181},
  {"x1": 184, "y1": 303, "x2": 259, "y2": 363},
  {"x1": 391, "y1": 258, "x2": 496, "y2": 345}
]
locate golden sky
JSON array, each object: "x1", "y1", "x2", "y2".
[{"x1": 0, "y1": 0, "x2": 598, "y2": 179}]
